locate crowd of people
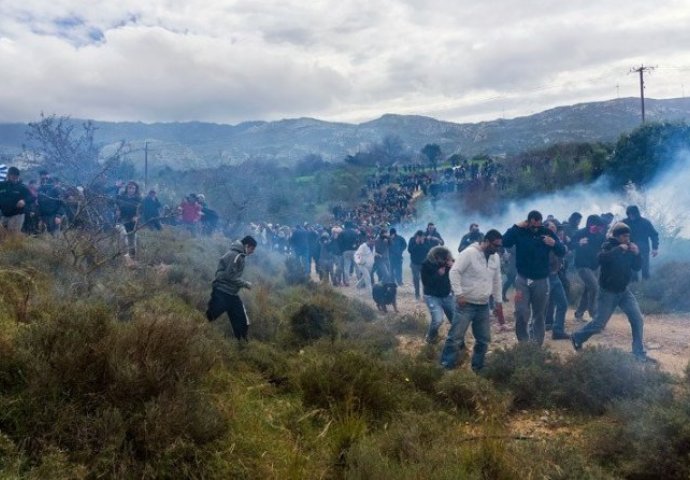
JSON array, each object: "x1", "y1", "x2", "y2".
[{"x1": 1, "y1": 162, "x2": 663, "y2": 371}]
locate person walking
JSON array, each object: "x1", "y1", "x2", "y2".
[
  {"x1": 421, "y1": 246, "x2": 455, "y2": 344},
  {"x1": 623, "y1": 205, "x2": 659, "y2": 281},
  {"x1": 571, "y1": 215, "x2": 606, "y2": 322},
  {"x1": 408, "y1": 230, "x2": 433, "y2": 300}
]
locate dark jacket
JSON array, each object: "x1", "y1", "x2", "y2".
[
  {"x1": 598, "y1": 238, "x2": 642, "y2": 293},
  {"x1": 37, "y1": 184, "x2": 64, "y2": 216},
  {"x1": 458, "y1": 230, "x2": 483, "y2": 253},
  {"x1": 389, "y1": 234, "x2": 407, "y2": 259},
  {"x1": 338, "y1": 227, "x2": 360, "y2": 252},
  {"x1": 212, "y1": 241, "x2": 251, "y2": 295},
  {"x1": 421, "y1": 247, "x2": 452, "y2": 297},
  {"x1": 142, "y1": 196, "x2": 162, "y2": 221},
  {"x1": 290, "y1": 228, "x2": 310, "y2": 254},
  {"x1": 408, "y1": 237, "x2": 433, "y2": 265},
  {"x1": 502, "y1": 224, "x2": 566, "y2": 280},
  {"x1": 623, "y1": 216, "x2": 659, "y2": 252},
  {"x1": 116, "y1": 193, "x2": 141, "y2": 222},
  {"x1": 571, "y1": 227, "x2": 606, "y2": 270},
  {"x1": 425, "y1": 228, "x2": 444, "y2": 246},
  {"x1": 0, "y1": 180, "x2": 32, "y2": 217}
]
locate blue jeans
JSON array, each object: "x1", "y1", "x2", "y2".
[
  {"x1": 440, "y1": 303, "x2": 491, "y2": 371},
  {"x1": 390, "y1": 256, "x2": 403, "y2": 285},
  {"x1": 572, "y1": 287, "x2": 646, "y2": 357},
  {"x1": 546, "y1": 273, "x2": 568, "y2": 335},
  {"x1": 411, "y1": 263, "x2": 422, "y2": 299},
  {"x1": 424, "y1": 293, "x2": 455, "y2": 343}
]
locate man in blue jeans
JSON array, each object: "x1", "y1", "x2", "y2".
[
  {"x1": 440, "y1": 229, "x2": 503, "y2": 372},
  {"x1": 571, "y1": 222, "x2": 656, "y2": 362},
  {"x1": 421, "y1": 245, "x2": 455, "y2": 344}
]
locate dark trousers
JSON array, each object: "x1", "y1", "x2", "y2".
[{"x1": 206, "y1": 288, "x2": 249, "y2": 341}]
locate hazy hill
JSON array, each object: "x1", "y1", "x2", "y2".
[{"x1": 2, "y1": 97, "x2": 690, "y2": 170}]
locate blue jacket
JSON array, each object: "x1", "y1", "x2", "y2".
[{"x1": 502, "y1": 224, "x2": 566, "y2": 280}]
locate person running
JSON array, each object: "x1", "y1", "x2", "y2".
[
  {"x1": 503, "y1": 210, "x2": 566, "y2": 346},
  {"x1": 421, "y1": 246, "x2": 455, "y2": 344},
  {"x1": 623, "y1": 205, "x2": 659, "y2": 281},
  {"x1": 571, "y1": 215, "x2": 606, "y2": 322},
  {"x1": 440, "y1": 229, "x2": 503, "y2": 372},
  {"x1": 206, "y1": 235, "x2": 257, "y2": 341},
  {"x1": 571, "y1": 223, "x2": 656, "y2": 363}
]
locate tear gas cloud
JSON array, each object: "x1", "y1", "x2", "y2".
[{"x1": 404, "y1": 149, "x2": 690, "y2": 254}]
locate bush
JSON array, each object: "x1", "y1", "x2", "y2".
[
  {"x1": 289, "y1": 303, "x2": 337, "y2": 346},
  {"x1": 633, "y1": 261, "x2": 690, "y2": 313},
  {"x1": 435, "y1": 370, "x2": 507, "y2": 418},
  {"x1": 0, "y1": 302, "x2": 229, "y2": 478},
  {"x1": 299, "y1": 349, "x2": 401, "y2": 421}
]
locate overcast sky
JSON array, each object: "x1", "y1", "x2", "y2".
[{"x1": 1, "y1": 0, "x2": 689, "y2": 125}]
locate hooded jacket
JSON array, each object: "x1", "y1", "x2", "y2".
[
  {"x1": 421, "y1": 246, "x2": 453, "y2": 297},
  {"x1": 623, "y1": 206, "x2": 659, "y2": 252},
  {"x1": 408, "y1": 236, "x2": 433, "y2": 265},
  {"x1": 570, "y1": 215, "x2": 606, "y2": 270},
  {"x1": 354, "y1": 241, "x2": 375, "y2": 269},
  {"x1": 212, "y1": 241, "x2": 252, "y2": 295},
  {"x1": 598, "y1": 237, "x2": 642, "y2": 293}
]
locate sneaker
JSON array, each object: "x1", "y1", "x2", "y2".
[
  {"x1": 552, "y1": 332, "x2": 570, "y2": 340},
  {"x1": 635, "y1": 354, "x2": 659, "y2": 365},
  {"x1": 571, "y1": 336, "x2": 582, "y2": 352}
]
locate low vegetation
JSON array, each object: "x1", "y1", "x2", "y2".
[{"x1": 0, "y1": 231, "x2": 689, "y2": 479}]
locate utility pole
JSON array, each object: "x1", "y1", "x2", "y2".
[
  {"x1": 629, "y1": 64, "x2": 656, "y2": 123},
  {"x1": 144, "y1": 141, "x2": 149, "y2": 188}
]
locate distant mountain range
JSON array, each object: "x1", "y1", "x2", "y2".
[{"x1": 1, "y1": 97, "x2": 689, "y2": 171}]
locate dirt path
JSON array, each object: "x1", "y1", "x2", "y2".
[{"x1": 336, "y1": 270, "x2": 690, "y2": 376}]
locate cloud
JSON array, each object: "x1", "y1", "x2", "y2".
[{"x1": 0, "y1": 0, "x2": 689, "y2": 124}]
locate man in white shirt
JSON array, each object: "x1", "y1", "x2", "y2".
[
  {"x1": 354, "y1": 236, "x2": 376, "y2": 293},
  {"x1": 440, "y1": 229, "x2": 503, "y2": 372}
]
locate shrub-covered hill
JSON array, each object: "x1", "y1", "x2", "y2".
[{"x1": 1, "y1": 231, "x2": 690, "y2": 479}]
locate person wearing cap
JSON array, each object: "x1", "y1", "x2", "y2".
[
  {"x1": 206, "y1": 235, "x2": 257, "y2": 341},
  {"x1": 571, "y1": 222, "x2": 655, "y2": 363},
  {"x1": 0, "y1": 167, "x2": 32, "y2": 233}
]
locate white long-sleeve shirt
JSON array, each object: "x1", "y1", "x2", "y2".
[
  {"x1": 354, "y1": 242, "x2": 375, "y2": 270},
  {"x1": 450, "y1": 243, "x2": 502, "y2": 305}
]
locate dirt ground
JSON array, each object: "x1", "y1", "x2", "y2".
[{"x1": 336, "y1": 269, "x2": 690, "y2": 376}]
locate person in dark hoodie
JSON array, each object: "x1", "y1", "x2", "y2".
[
  {"x1": 502, "y1": 210, "x2": 566, "y2": 345},
  {"x1": 206, "y1": 235, "x2": 257, "y2": 341},
  {"x1": 571, "y1": 223, "x2": 655, "y2": 362},
  {"x1": 570, "y1": 214, "x2": 606, "y2": 322},
  {"x1": 458, "y1": 223, "x2": 483, "y2": 253},
  {"x1": 408, "y1": 230, "x2": 434, "y2": 300},
  {"x1": 421, "y1": 246, "x2": 455, "y2": 344},
  {"x1": 388, "y1": 228, "x2": 407, "y2": 286},
  {"x1": 623, "y1": 205, "x2": 659, "y2": 281}
]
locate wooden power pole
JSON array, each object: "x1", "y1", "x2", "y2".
[{"x1": 630, "y1": 65, "x2": 656, "y2": 123}]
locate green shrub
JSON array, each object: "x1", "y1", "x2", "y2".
[
  {"x1": 633, "y1": 261, "x2": 690, "y2": 313},
  {"x1": 299, "y1": 349, "x2": 401, "y2": 421},
  {"x1": 289, "y1": 303, "x2": 337, "y2": 346},
  {"x1": 435, "y1": 370, "x2": 507, "y2": 418}
]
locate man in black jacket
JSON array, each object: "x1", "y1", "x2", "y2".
[
  {"x1": 388, "y1": 228, "x2": 407, "y2": 286},
  {"x1": 338, "y1": 222, "x2": 360, "y2": 286},
  {"x1": 624, "y1": 205, "x2": 659, "y2": 281},
  {"x1": 458, "y1": 223, "x2": 483, "y2": 253},
  {"x1": 421, "y1": 246, "x2": 454, "y2": 344},
  {"x1": 0, "y1": 167, "x2": 32, "y2": 233},
  {"x1": 408, "y1": 230, "x2": 433, "y2": 300},
  {"x1": 571, "y1": 223, "x2": 654, "y2": 362},
  {"x1": 571, "y1": 215, "x2": 606, "y2": 321},
  {"x1": 502, "y1": 210, "x2": 566, "y2": 345}
]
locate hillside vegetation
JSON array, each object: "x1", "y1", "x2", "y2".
[{"x1": 1, "y1": 230, "x2": 690, "y2": 479}]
